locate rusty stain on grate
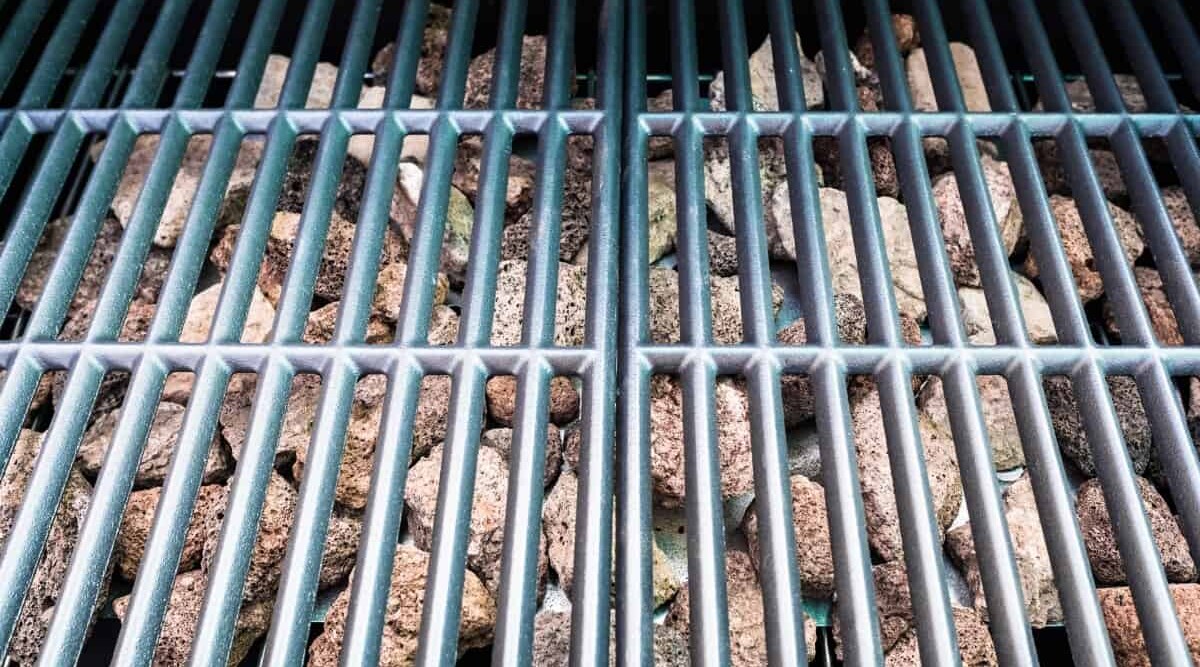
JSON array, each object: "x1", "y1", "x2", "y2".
[{"x1": 0, "y1": 0, "x2": 1198, "y2": 665}]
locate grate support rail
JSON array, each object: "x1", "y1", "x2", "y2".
[{"x1": 0, "y1": 0, "x2": 1196, "y2": 665}]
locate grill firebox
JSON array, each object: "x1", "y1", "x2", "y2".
[{"x1": 0, "y1": 0, "x2": 1198, "y2": 665}]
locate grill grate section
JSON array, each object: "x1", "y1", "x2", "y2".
[{"x1": 0, "y1": 0, "x2": 1198, "y2": 665}]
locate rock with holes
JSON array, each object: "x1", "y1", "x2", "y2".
[
  {"x1": 1076, "y1": 476, "x2": 1195, "y2": 584},
  {"x1": 1103, "y1": 266, "x2": 1185, "y2": 346},
  {"x1": 301, "y1": 301, "x2": 395, "y2": 346},
  {"x1": 501, "y1": 152, "x2": 593, "y2": 264},
  {"x1": 1022, "y1": 195, "x2": 1144, "y2": 303},
  {"x1": 481, "y1": 425, "x2": 563, "y2": 489},
  {"x1": 957, "y1": 274, "x2": 1057, "y2": 345},
  {"x1": 1, "y1": 430, "x2": 105, "y2": 665},
  {"x1": 777, "y1": 293, "x2": 869, "y2": 428},
  {"x1": 853, "y1": 14, "x2": 920, "y2": 70},
  {"x1": 705, "y1": 140, "x2": 795, "y2": 261},
  {"x1": 945, "y1": 474, "x2": 1063, "y2": 627},
  {"x1": 1161, "y1": 186, "x2": 1200, "y2": 265},
  {"x1": 813, "y1": 187, "x2": 927, "y2": 322},
  {"x1": 710, "y1": 34, "x2": 824, "y2": 111},
  {"x1": 200, "y1": 472, "x2": 361, "y2": 602},
  {"x1": 115, "y1": 483, "x2": 228, "y2": 581},
  {"x1": 78, "y1": 401, "x2": 232, "y2": 489},
  {"x1": 1034, "y1": 140, "x2": 1127, "y2": 201},
  {"x1": 906, "y1": 43, "x2": 991, "y2": 112},
  {"x1": 160, "y1": 281, "x2": 276, "y2": 403},
  {"x1": 666, "y1": 550, "x2": 817, "y2": 665},
  {"x1": 832, "y1": 561, "x2": 917, "y2": 656},
  {"x1": 251, "y1": 137, "x2": 374, "y2": 229},
  {"x1": 371, "y1": 4, "x2": 452, "y2": 98},
  {"x1": 741, "y1": 474, "x2": 836, "y2": 599},
  {"x1": 646, "y1": 267, "x2": 784, "y2": 345},
  {"x1": 1098, "y1": 584, "x2": 1200, "y2": 667},
  {"x1": 884, "y1": 607, "x2": 998, "y2": 667},
  {"x1": 485, "y1": 375, "x2": 579, "y2": 427},
  {"x1": 931, "y1": 154, "x2": 1023, "y2": 287},
  {"x1": 454, "y1": 137, "x2": 538, "y2": 225},
  {"x1": 707, "y1": 229, "x2": 740, "y2": 277},
  {"x1": 649, "y1": 375, "x2": 756, "y2": 507},
  {"x1": 113, "y1": 570, "x2": 270, "y2": 665},
  {"x1": 308, "y1": 545, "x2": 497, "y2": 665},
  {"x1": 392, "y1": 162, "x2": 475, "y2": 284},
  {"x1": 851, "y1": 382, "x2": 962, "y2": 562},
  {"x1": 489, "y1": 259, "x2": 587, "y2": 347},
  {"x1": 531, "y1": 607, "x2": 691, "y2": 667},
  {"x1": 919, "y1": 374, "x2": 1025, "y2": 470},
  {"x1": 463, "y1": 35, "x2": 566, "y2": 110},
  {"x1": 405, "y1": 443, "x2": 548, "y2": 597},
  {"x1": 1035, "y1": 74, "x2": 1170, "y2": 114},
  {"x1": 372, "y1": 259, "x2": 451, "y2": 325},
  {"x1": 1042, "y1": 375, "x2": 1152, "y2": 477}
]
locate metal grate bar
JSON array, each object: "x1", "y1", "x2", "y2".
[{"x1": 1151, "y1": 0, "x2": 1200, "y2": 102}]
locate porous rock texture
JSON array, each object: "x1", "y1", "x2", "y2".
[
  {"x1": 665, "y1": 550, "x2": 817, "y2": 665},
  {"x1": 1034, "y1": 140, "x2": 1127, "y2": 201},
  {"x1": 957, "y1": 274, "x2": 1057, "y2": 346},
  {"x1": 489, "y1": 259, "x2": 587, "y2": 347},
  {"x1": 371, "y1": 4, "x2": 452, "y2": 97},
  {"x1": 884, "y1": 607, "x2": 997, "y2": 666},
  {"x1": 1103, "y1": 266, "x2": 1184, "y2": 346},
  {"x1": 741, "y1": 474, "x2": 836, "y2": 599},
  {"x1": 931, "y1": 154, "x2": 1023, "y2": 288},
  {"x1": 308, "y1": 545, "x2": 497, "y2": 665},
  {"x1": 1022, "y1": 195, "x2": 1144, "y2": 303},
  {"x1": 463, "y1": 35, "x2": 561, "y2": 111},
  {"x1": 649, "y1": 375, "x2": 756, "y2": 507},
  {"x1": 405, "y1": 443, "x2": 548, "y2": 597},
  {"x1": 481, "y1": 425, "x2": 562, "y2": 489},
  {"x1": 453, "y1": 136, "x2": 538, "y2": 225},
  {"x1": 199, "y1": 472, "x2": 362, "y2": 603},
  {"x1": 0, "y1": 430, "x2": 104, "y2": 665},
  {"x1": 1075, "y1": 476, "x2": 1195, "y2": 584},
  {"x1": 851, "y1": 382, "x2": 962, "y2": 562},
  {"x1": 709, "y1": 33, "x2": 824, "y2": 112},
  {"x1": 853, "y1": 14, "x2": 921, "y2": 70},
  {"x1": 707, "y1": 229, "x2": 740, "y2": 277},
  {"x1": 115, "y1": 484, "x2": 228, "y2": 581},
  {"x1": 1161, "y1": 186, "x2": 1200, "y2": 265},
  {"x1": 906, "y1": 43, "x2": 991, "y2": 112},
  {"x1": 646, "y1": 267, "x2": 784, "y2": 345},
  {"x1": 530, "y1": 607, "x2": 691, "y2": 667},
  {"x1": 945, "y1": 475, "x2": 1063, "y2": 627},
  {"x1": 777, "y1": 293, "x2": 868, "y2": 428},
  {"x1": 1098, "y1": 584, "x2": 1200, "y2": 667},
  {"x1": 485, "y1": 375, "x2": 580, "y2": 427},
  {"x1": 78, "y1": 401, "x2": 232, "y2": 488},
  {"x1": 1042, "y1": 375, "x2": 1152, "y2": 477},
  {"x1": 391, "y1": 161, "x2": 474, "y2": 285},
  {"x1": 919, "y1": 374, "x2": 1025, "y2": 470}
]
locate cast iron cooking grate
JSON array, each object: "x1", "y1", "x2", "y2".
[{"x1": 0, "y1": 0, "x2": 1199, "y2": 665}]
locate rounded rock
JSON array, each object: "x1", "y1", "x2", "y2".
[{"x1": 1076, "y1": 476, "x2": 1195, "y2": 584}]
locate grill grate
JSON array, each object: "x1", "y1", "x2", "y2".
[{"x1": 0, "y1": 0, "x2": 1198, "y2": 665}]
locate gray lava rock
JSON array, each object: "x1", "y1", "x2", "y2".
[
  {"x1": 1022, "y1": 195, "x2": 1144, "y2": 302},
  {"x1": 649, "y1": 375, "x2": 756, "y2": 507},
  {"x1": 1, "y1": 430, "x2": 103, "y2": 665},
  {"x1": 1103, "y1": 266, "x2": 1184, "y2": 346},
  {"x1": 490, "y1": 259, "x2": 587, "y2": 347},
  {"x1": 666, "y1": 549, "x2": 816, "y2": 665},
  {"x1": 78, "y1": 401, "x2": 232, "y2": 489},
  {"x1": 481, "y1": 424, "x2": 562, "y2": 489},
  {"x1": 485, "y1": 375, "x2": 580, "y2": 427},
  {"x1": 1042, "y1": 375, "x2": 1152, "y2": 477},
  {"x1": 707, "y1": 229, "x2": 740, "y2": 277},
  {"x1": 907, "y1": 43, "x2": 991, "y2": 112},
  {"x1": 944, "y1": 475, "x2": 1063, "y2": 627},
  {"x1": 957, "y1": 274, "x2": 1057, "y2": 345},
  {"x1": 113, "y1": 570, "x2": 271, "y2": 666},
  {"x1": 705, "y1": 140, "x2": 793, "y2": 261},
  {"x1": 710, "y1": 34, "x2": 824, "y2": 112},
  {"x1": 1098, "y1": 584, "x2": 1200, "y2": 667},
  {"x1": 646, "y1": 267, "x2": 784, "y2": 345},
  {"x1": 1034, "y1": 140, "x2": 1127, "y2": 201},
  {"x1": 1076, "y1": 476, "x2": 1195, "y2": 584},
  {"x1": 919, "y1": 374, "x2": 1025, "y2": 470},
  {"x1": 405, "y1": 443, "x2": 548, "y2": 596},
  {"x1": 851, "y1": 382, "x2": 962, "y2": 562},
  {"x1": 114, "y1": 484, "x2": 228, "y2": 581},
  {"x1": 931, "y1": 154, "x2": 1023, "y2": 288},
  {"x1": 308, "y1": 545, "x2": 497, "y2": 665},
  {"x1": 741, "y1": 474, "x2": 836, "y2": 599}
]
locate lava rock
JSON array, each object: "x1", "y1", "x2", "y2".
[
  {"x1": 115, "y1": 484, "x2": 228, "y2": 581},
  {"x1": 647, "y1": 89, "x2": 677, "y2": 160},
  {"x1": 372, "y1": 259, "x2": 451, "y2": 325},
  {"x1": 113, "y1": 570, "x2": 271, "y2": 665},
  {"x1": 78, "y1": 401, "x2": 232, "y2": 489},
  {"x1": 301, "y1": 301, "x2": 395, "y2": 345},
  {"x1": 200, "y1": 472, "x2": 361, "y2": 602},
  {"x1": 957, "y1": 273, "x2": 1057, "y2": 345},
  {"x1": 1161, "y1": 186, "x2": 1200, "y2": 265},
  {"x1": 161, "y1": 282, "x2": 276, "y2": 403},
  {"x1": 1037, "y1": 74, "x2": 1153, "y2": 114},
  {"x1": 646, "y1": 160, "x2": 678, "y2": 264},
  {"x1": 707, "y1": 229, "x2": 740, "y2": 277},
  {"x1": 1098, "y1": 584, "x2": 1200, "y2": 666},
  {"x1": 405, "y1": 443, "x2": 548, "y2": 596},
  {"x1": 884, "y1": 607, "x2": 997, "y2": 666},
  {"x1": 1103, "y1": 267, "x2": 1184, "y2": 346},
  {"x1": 907, "y1": 43, "x2": 991, "y2": 112},
  {"x1": 371, "y1": 4, "x2": 452, "y2": 98},
  {"x1": 853, "y1": 14, "x2": 921, "y2": 70},
  {"x1": 1, "y1": 430, "x2": 103, "y2": 665},
  {"x1": 490, "y1": 259, "x2": 587, "y2": 347},
  {"x1": 944, "y1": 474, "x2": 1063, "y2": 627},
  {"x1": 481, "y1": 424, "x2": 562, "y2": 489},
  {"x1": 811, "y1": 187, "x2": 927, "y2": 322},
  {"x1": 1034, "y1": 140, "x2": 1127, "y2": 201},
  {"x1": 851, "y1": 382, "x2": 962, "y2": 562},
  {"x1": 392, "y1": 162, "x2": 474, "y2": 284},
  {"x1": 710, "y1": 33, "x2": 824, "y2": 111},
  {"x1": 931, "y1": 154, "x2": 1023, "y2": 287},
  {"x1": 832, "y1": 561, "x2": 917, "y2": 657},
  {"x1": 531, "y1": 607, "x2": 692, "y2": 667},
  {"x1": 1042, "y1": 375, "x2": 1152, "y2": 477},
  {"x1": 485, "y1": 375, "x2": 580, "y2": 427},
  {"x1": 646, "y1": 267, "x2": 784, "y2": 345},
  {"x1": 741, "y1": 474, "x2": 836, "y2": 599},
  {"x1": 705, "y1": 137, "x2": 792, "y2": 260},
  {"x1": 1076, "y1": 476, "x2": 1195, "y2": 584},
  {"x1": 310, "y1": 544, "x2": 498, "y2": 665},
  {"x1": 665, "y1": 549, "x2": 817, "y2": 665},
  {"x1": 463, "y1": 35, "x2": 562, "y2": 110},
  {"x1": 1022, "y1": 195, "x2": 1144, "y2": 302},
  {"x1": 919, "y1": 374, "x2": 1025, "y2": 470},
  {"x1": 649, "y1": 375, "x2": 756, "y2": 506},
  {"x1": 453, "y1": 136, "x2": 538, "y2": 224},
  {"x1": 777, "y1": 293, "x2": 869, "y2": 428}
]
